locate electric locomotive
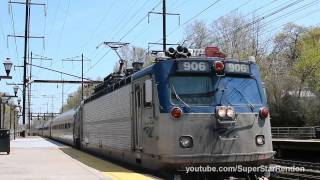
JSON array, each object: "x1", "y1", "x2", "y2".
[{"x1": 37, "y1": 46, "x2": 274, "y2": 178}]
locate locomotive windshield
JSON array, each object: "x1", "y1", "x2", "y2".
[
  {"x1": 216, "y1": 77, "x2": 262, "y2": 106},
  {"x1": 169, "y1": 75, "x2": 263, "y2": 107},
  {"x1": 170, "y1": 76, "x2": 214, "y2": 105}
]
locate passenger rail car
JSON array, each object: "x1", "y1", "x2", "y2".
[
  {"x1": 35, "y1": 46, "x2": 274, "y2": 178},
  {"x1": 50, "y1": 109, "x2": 76, "y2": 145}
]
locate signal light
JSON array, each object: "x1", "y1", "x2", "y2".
[
  {"x1": 214, "y1": 61, "x2": 224, "y2": 72},
  {"x1": 171, "y1": 107, "x2": 183, "y2": 119},
  {"x1": 259, "y1": 107, "x2": 269, "y2": 119}
]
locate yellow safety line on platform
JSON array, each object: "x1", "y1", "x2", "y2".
[{"x1": 60, "y1": 147, "x2": 153, "y2": 180}]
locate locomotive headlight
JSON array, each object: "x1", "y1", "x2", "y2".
[
  {"x1": 226, "y1": 107, "x2": 235, "y2": 119},
  {"x1": 256, "y1": 135, "x2": 265, "y2": 145},
  {"x1": 179, "y1": 136, "x2": 193, "y2": 148},
  {"x1": 217, "y1": 106, "x2": 227, "y2": 118}
]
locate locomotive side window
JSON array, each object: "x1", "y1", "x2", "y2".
[
  {"x1": 143, "y1": 79, "x2": 152, "y2": 107},
  {"x1": 135, "y1": 85, "x2": 141, "y2": 108}
]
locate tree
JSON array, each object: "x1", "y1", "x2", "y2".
[
  {"x1": 211, "y1": 14, "x2": 268, "y2": 60},
  {"x1": 267, "y1": 26, "x2": 320, "y2": 126},
  {"x1": 183, "y1": 14, "x2": 268, "y2": 61},
  {"x1": 293, "y1": 28, "x2": 320, "y2": 95},
  {"x1": 60, "y1": 82, "x2": 97, "y2": 112},
  {"x1": 271, "y1": 23, "x2": 305, "y2": 67},
  {"x1": 184, "y1": 20, "x2": 211, "y2": 48}
]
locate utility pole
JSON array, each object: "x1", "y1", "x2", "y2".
[
  {"x1": 162, "y1": 0, "x2": 166, "y2": 52},
  {"x1": 13, "y1": 109, "x2": 16, "y2": 140},
  {"x1": 8, "y1": 0, "x2": 46, "y2": 127},
  {"x1": 82, "y1": 54, "x2": 84, "y2": 101},
  {"x1": 148, "y1": 0, "x2": 180, "y2": 52},
  {"x1": 9, "y1": 105, "x2": 12, "y2": 129},
  {"x1": 29, "y1": 52, "x2": 52, "y2": 125},
  {"x1": 23, "y1": 0, "x2": 29, "y2": 127},
  {"x1": 28, "y1": 51, "x2": 32, "y2": 129},
  {"x1": 2, "y1": 103, "x2": 6, "y2": 129},
  {"x1": 62, "y1": 54, "x2": 90, "y2": 101},
  {"x1": 61, "y1": 78, "x2": 64, "y2": 112}
]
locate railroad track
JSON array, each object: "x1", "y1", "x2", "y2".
[{"x1": 271, "y1": 159, "x2": 320, "y2": 180}]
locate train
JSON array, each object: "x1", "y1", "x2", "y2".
[{"x1": 33, "y1": 46, "x2": 274, "y2": 179}]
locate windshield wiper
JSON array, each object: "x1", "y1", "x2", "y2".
[
  {"x1": 232, "y1": 87, "x2": 255, "y2": 111},
  {"x1": 171, "y1": 84, "x2": 192, "y2": 111}
]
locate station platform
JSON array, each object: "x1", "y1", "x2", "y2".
[
  {"x1": 272, "y1": 138, "x2": 320, "y2": 151},
  {"x1": 0, "y1": 136, "x2": 157, "y2": 180}
]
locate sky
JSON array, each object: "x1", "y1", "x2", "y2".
[{"x1": 0, "y1": 0, "x2": 319, "y2": 124}]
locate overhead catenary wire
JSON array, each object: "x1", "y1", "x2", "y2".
[
  {"x1": 259, "y1": 0, "x2": 320, "y2": 29},
  {"x1": 228, "y1": 0, "x2": 320, "y2": 41},
  {"x1": 55, "y1": 0, "x2": 70, "y2": 61},
  {"x1": 148, "y1": 0, "x2": 253, "y2": 51},
  {"x1": 110, "y1": 0, "x2": 151, "y2": 40},
  {"x1": 72, "y1": 0, "x2": 118, "y2": 56},
  {"x1": 119, "y1": 1, "x2": 162, "y2": 41},
  {"x1": 171, "y1": 0, "x2": 307, "y2": 46},
  {"x1": 8, "y1": 3, "x2": 23, "y2": 84},
  {"x1": 78, "y1": 0, "x2": 156, "y2": 71},
  {"x1": 109, "y1": 0, "x2": 149, "y2": 40},
  {"x1": 260, "y1": 6, "x2": 320, "y2": 37},
  {"x1": 85, "y1": 1, "x2": 162, "y2": 75},
  {"x1": 181, "y1": 0, "x2": 222, "y2": 27},
  {"x1": 46, "y1": 0, "x2": 60, "y2": 52},
  {"x1": 0, "y1": 18, "x2": 6, "y2": 50}
]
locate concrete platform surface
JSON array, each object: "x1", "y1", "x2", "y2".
[{"x1": 0, "y1": 136, "x2": 155, "y2": 180}]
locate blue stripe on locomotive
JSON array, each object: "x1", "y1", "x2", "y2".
[{"x1": 132, "y1": 59, "x2": 267, "y2": 114}]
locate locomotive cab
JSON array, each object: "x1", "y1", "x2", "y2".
[{"x1": 131, "y1": 47, "x2": 274, "y2": 172}]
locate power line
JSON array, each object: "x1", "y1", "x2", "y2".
[
  {"x1": 85, "y1": 1, "x2": 162, "y2": 74},
  {"x1": 231, "y1": 0, "x2": 318, "y2": 39},
  {"x1": 8, "y1": 4, "x2": 19, "y2": 63},
  {"x1": 46, "y1": 0, "x2": 60, "y2": 48},
  {"x1": 260, "y1": 0, "x2": 320, "y2": 28},
  {"x1": 28, "y1": 63, "x2": 95, "y2": 81},
  {"x1": 260, "y1": 6, "x2": 320, "y2": 37},
  {"x1": 234, "y1": 0, "x2": 305, "y2": 32},
  {"x1": 55, "y1": 0, "x2": 70, "y2": 60},
  {"x1": 0, "y1": 18, "x2": 6, "y2": 49},
  {"x1": 119, "y1": 1, "x2": 162, "y2": 41},
  {"x1": 181, "y1": 0, "x2": 222, "y2": 27},
  {"x1": 243, "y1": 0, "x2": 280, "y2": 17},
  {"x1": 72, "y1": 0, "x2": 117, "y2": 55},
  {"x1": 7, "y1": 4, "x2": 23, "y2": 84},
  {"x1": 179, "y1": 0, "x2": 306, "y2": 46},
  {"x1": 110, "y1": 1, "x2": 150, "y2": 38},
  {"x1": 111, "y1": 0, "x2": 150, "y2": 39}
]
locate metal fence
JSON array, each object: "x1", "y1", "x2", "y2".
[{"x1": 271, "y1": 127, "x2": 316, "y2": 139}]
